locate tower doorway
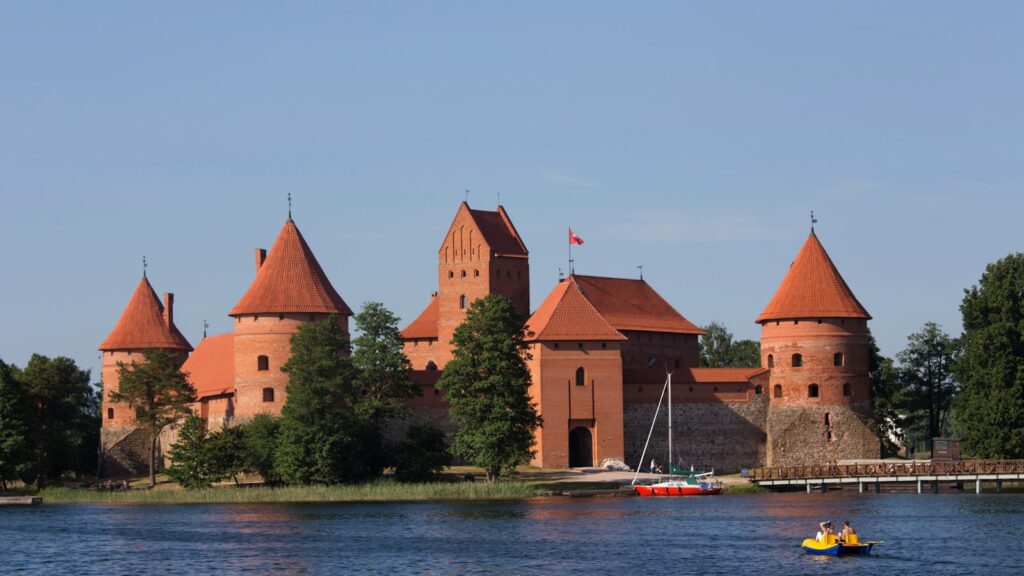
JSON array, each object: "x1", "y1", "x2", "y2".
[{"x1": 569, "y1": 426, "x2": 593, "y2": 468}]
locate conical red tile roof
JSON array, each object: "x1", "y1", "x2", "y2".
[
  {"x1": 230, "y1": 219, "x2": 352, "y2": 316},
  {"x1": 99, "y1": 276, "x2": 192, "y2": 351},
  {"x1": 757, "y1": 232, "x2": 871, "y2": 322},
  {"x1": 526, "y1": 279, "x2": 626, "y2": 341}
]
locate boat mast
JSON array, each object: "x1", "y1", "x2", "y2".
[{"x1": 667, "y1": 370, "x2": 673, "y2": 476}]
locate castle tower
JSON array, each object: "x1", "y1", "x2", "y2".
[
  {"x1": 229, "y1": 217, "x2": 352, "y2": 420},
  {"x1": 98, "y1": 275, "x2": 192, "y2": 474},
  {"x1": 757, "y1": 230, "x2": 880, "y2": 466},
  {"x1": 403, "y1": 201, "x2": 529, "y2": 369},
  {"x1": 525, "y1": 277, "x2": 627, "y2": 468}
]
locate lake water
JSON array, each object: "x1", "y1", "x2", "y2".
[{"x1": 3, "y1": 493, "x2": 1023, "y2": 575}]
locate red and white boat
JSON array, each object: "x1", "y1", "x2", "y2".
[
  {"x1": 633, "y1": 471, "x2": 723, "y2": 496},
  {"x1": 631, "y1": 372, "x2": 724, "y2": 497}
]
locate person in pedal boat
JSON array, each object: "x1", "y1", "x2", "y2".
[
  {"x1": 840, "y1": 521, "x2": 857, "y2": 543},
  {"x1": 815, "y1": 521, "x2": 835, "y2": 543}
]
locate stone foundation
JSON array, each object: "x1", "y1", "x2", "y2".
[
  {"x1": 766, "y1": 404, "x2": 879, "y2": 466},
  {"x1": 624, "y1": 395, "x2": 769, "y2": 473}
]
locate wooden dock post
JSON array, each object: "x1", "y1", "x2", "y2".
[{"x1": 976, "y1": 479, "x2": 982, "y2": 494}]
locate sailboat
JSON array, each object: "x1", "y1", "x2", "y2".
[{"x1": 632, "y1": 371, "x2": 724, "y2": 496}]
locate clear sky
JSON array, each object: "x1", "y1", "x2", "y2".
[{"x1": 1, "y1": 2, "x2": 1021, "y2": 380}]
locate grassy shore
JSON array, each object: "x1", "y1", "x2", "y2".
[{"x1": 38, "y1": 480, "x2": 539, "y2": 505}]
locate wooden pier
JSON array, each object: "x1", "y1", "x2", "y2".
[
  {"x1": 749, "y1": 460, "x2": 1024, "y2": 494},
  {"x1": 0, "y1": 496, "x2": 42, "y2": 505}
]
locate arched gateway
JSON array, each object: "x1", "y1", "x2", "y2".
[{"x1": 568, "y1": 427, "x2": 593, "y2": 468}]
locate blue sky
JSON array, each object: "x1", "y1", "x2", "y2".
[{"x1": 1, "y1": 2, "x2": 1021, "y2": 379}]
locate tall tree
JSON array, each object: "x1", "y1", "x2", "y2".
[
  {"x1": 437, "y1": 295, "x2": 540, "y2": 482},
  {"x1": 275, "y1": 316, "x2": 378, "y2": 484},
  {"x1": 351, "y1": 302, "x2": 419, "y2": 424},
  {"x1": 165, "y1": 414, "x2": 214, "y2": 489},
  {"x1": 0, "y1": 359, "x2": 33, "y2": 490},
  {"x1": 18, "y1": 354, "x2": 99, "y2": 485},
  {"x1": 109, "y1": 349, "x2": 196, "y2": 487},
  {"x1": 955, "y1": 253, "x2": 1024, "y2": 458},
  {"x1": 699, "y1": 321, "x2": 761, "y2": 368},
  {"x1": 868, "y1": 332, "x2": 905, "y2": 457},
  {"x1": 898, "y1": 322, "x2": 959, "y2": 444}
]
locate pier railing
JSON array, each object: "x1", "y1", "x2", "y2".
[{"x1": 749, "y1": 459, "x2": 1024, "y2": 482}]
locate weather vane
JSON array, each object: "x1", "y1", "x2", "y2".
[
  {"x1": 142, "y1": 255, "x2": 147, "y2": 277},
  {"x1": 811, "y1": 210, "x2": 818, "y2": 233},
  {"x1": 203, "y1": 319, "x2": 209, "y2": 339},
  {"x1": 637, "y1": 264, "x2": 644, "y2": 281},
  {"x1": 465, "y1": 189, "x2": 470, "y2": 203},
  {"x1": 288, "y1": 192, "x2": 292, "y2": 220}
]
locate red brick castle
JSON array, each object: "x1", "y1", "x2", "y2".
[{"x1": 99, "y1": 202, "x2": 879, "y2": 475}]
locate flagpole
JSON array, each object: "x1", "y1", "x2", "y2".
[{"x1": 569, "y1": 227, "x2": 573, "y2": 275}]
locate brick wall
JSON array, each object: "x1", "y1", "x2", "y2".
[
  {"x1": 766, "y1": 404, "x2": 880, "y2": 466},
  {"x1": 233, "y1": 312, "x2": 349, "y2": 421}
]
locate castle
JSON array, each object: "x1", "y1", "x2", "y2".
[{"x1": 98, "y1": 202, "x2": 880, "y2": 476}]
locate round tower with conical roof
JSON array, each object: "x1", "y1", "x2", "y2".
[
  {"x1": 757, "y1": 230, "x2": 880, "y2": 466},
  {"x1": 229, "y1": 217, "x2": 352, "y2": 421},
  {"x1": 98, "y1": 275, "x2": 192, "y2": 475}
]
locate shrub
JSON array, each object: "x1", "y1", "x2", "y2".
[{"x1": 394, "y1": 425, "x2": 451, "y2": 483}]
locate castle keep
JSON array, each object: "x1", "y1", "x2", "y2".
[{"x1": 98, "y1": 202, "x2": 879, "y2": 475}]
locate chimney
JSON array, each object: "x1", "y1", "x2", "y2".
[
  {"x1": 255, "y1": 248, "x2": 267, "y2": 271},
  {"x1": 163, "y1": 292, "x2": 174, "y2": 329}
]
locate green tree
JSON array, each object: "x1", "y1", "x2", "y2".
[
  {"x1": 351, "y1": 302, "x2": 419, "y2": 424},
  {"x1": 18, "y1": 354, "x2": 99, "y2": 485},
  {"x1": 0, "y1": 359, "x2": 33, "y2": 490},
  {"x1": 954, "y1": 253, "x2": 1024, "y2": 458},
  {"x1": 109, "y1": 349, "x2": 196, "y2": 487},
  {"x1": 275, "y1": 316, "x2": 378, "y2": 484},
  {"x1": 208, "y1": 426, "x2": 245, "y2": 485},
  {"x1": 239, "y1": 414, "x2": 281, "y2": 485},
  {"x1": 437, "y1": 295, "x2": 540, "y2": 482},
  {"x1": 393, "y1": 425, "x2": 451, "y2": 483},
  {"x1": 166, "y1": 414, "x2": 214, "y2": 489},
  {"x1": 698, "y1": 321, "x2": 761, "y2": 368},
  {"x1": 898, "y1": 322, "x2": 959, "y2": 445},
  {"x1": 868, "y1": 332, "x2": 905, "y2": 457}
]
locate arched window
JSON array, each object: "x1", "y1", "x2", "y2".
[
  {"x1": 767, "y1": 354, "x2": 774, "y2": 368},
  {"x1": 834, "y1": 352, "x2": 844, "y2": 367},
  {"x1": 461, "y1": 270, "x2": 467, "y2": 278},
  {"x1": 792, "y1": 353, "x2": 803, "y2": 367},
  {"x1": 506, "y1": 271, "x2": 511, "y2": 278},
  {"x1": 495, "y1": 269, "x2": 501, "y2": 278},
  {"x1": 842, "y1": 382, "x2": 851, "y2": 397},
  {"x1": 262, "y1": 387, "x2": 274, "y2": 402},
  {"x1": 107, "y1": 408, "x2": 114, "y2": 420},
  {"x1": 474, "y1": 269, "x2": 479, "y2": 277},
  {"x1": 257, "y1": 355, "x2": 269, "y2": 371},
  {"x1": 459, "y1": 295, "x2": 466, "y2": 309},
  {"x1": 426, "y1": 361, "x2": 438, "y2": 372},
  {"x1": 808, "y1": 383, "x2": 819, "y2": 398},
  {"x1": 575, "y1": 367, "x2": 585, "y2": 386},
  {"x1": 755, "y1": 385, "x2": 763, "y2": 395},
  {"x1": 773, "y1": 384, "x2": 782, "y2": 399},
  {"x1": 448, "y1": 271, "x2": 454, "y2": 279}
]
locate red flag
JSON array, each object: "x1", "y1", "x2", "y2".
[{"x1": 569, "y1": 228, "x2": 585, "y2": 245}]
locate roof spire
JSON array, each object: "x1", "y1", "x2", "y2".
[
  {"x1": 465, "y1": 189, "x2": 470, "y2": 204},
  {"x1": 497, "y1": 191, "x2": 501, "y2": 207},
  {"x1": 288, "y1": 192, "x2": 293, "y2": 221},
  {"x1": 810, "y1": 210, "x2": 818, "y2": 235},
  {"x1": 142, "y1": 255, "x2": 147, "y2": 278},
  {"x1": 203, "y1": 319, "x2": 209, "y2": 339},
  {"x1": 637, "y1": 264, "x2": 644, "y2": 281}
]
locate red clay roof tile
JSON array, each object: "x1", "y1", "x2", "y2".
[
  {"x1": 400, "y1": 295, "x2": 440, "y2": 340},
  {"x1": 757, "y1": 232, "x2": 870, "y2": 322},
  {"x1": 467, "y1": 204, "x2": 528, "y2": 257},
  {"x1": 230, "y1": 219, "x2": 352, "y2": 316},
  {"x1": 99, "y1": 277, "x2": 192, "y2": 351},
  {"x1": 526, "y1": 280, "x2": 626, "y2": 341},
  {"x1": 181, "y1": 333, "x2": 234, "y2": 398},
  {"x1": 571, "y1": 275, "x2": 705, "y2": 335}
]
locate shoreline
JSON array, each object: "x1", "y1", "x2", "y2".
[{"x1": 17, "y1": 469, "x2": 764, "y2": 505}]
